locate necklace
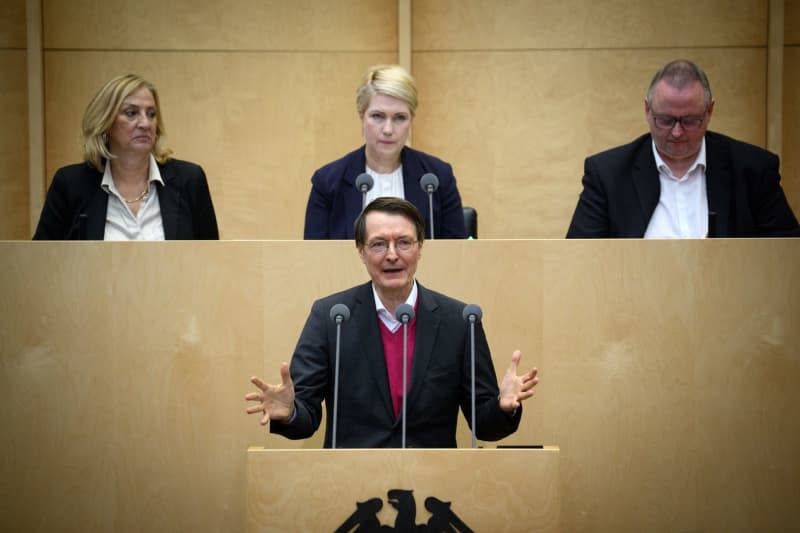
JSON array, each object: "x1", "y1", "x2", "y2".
[{"x1": 124, "y1": 184, "x2": 149, "y2": 204}]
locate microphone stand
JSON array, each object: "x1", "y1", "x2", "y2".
[
  {"x1": 395, "y1": 303, "x2": 415, "y2": 449},
  {"x1": 419, "y1": 173, "x2": 439, "y2": 240},
  {"x1": 355, "y1": 173, "x2": 374, "y2": 212},
  {"x1": 329, "y1": 304, "x2": 351, "y2": 449},
  {"x1": 463, "y1": 304, "x2": 483, "y2": 448}
]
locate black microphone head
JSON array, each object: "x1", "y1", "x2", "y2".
[
  {"x1": 395, "y1": 303, "x2": 415, "y2": 324},
  {"x1": 329, "y1": 303, "x2": 351, "y2": 324},
  {"x1": 420, "y1": 173, "x2": 439, "y2": 193},
  {"x1": 462, "y1": 304, "x2": 483, "y2": 323},
  {"x1": 355, "y1": 173, "x2": 374, "y2": 193}
]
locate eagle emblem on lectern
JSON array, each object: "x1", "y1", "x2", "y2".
[{"x1": 334, "y1": 488, "x2": 474, "y2": 532}]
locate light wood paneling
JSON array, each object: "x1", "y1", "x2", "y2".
[
  {"x1": 43, "y1": 0, "x2": 396, "y2": 51},
  {"x1": 0, "y1": 0, "x2": 29, "y2": 240},
  {"x1": 784, "y1": 46, "x2": 800, "y2": 215},
  {"x1": 412, "y1": 0, "x2": 767, "y2": 50},
  {"x1": 247, "y1": 448, "x2": 561, "y2": 532},
  {"x1": 28, "y1": 0, "x2": 789, "y2": 241},
  {"x1": 0, "y1": 242, "x2": 266, "y2": 531},
  {"x1": 0, "y1": 0, "x2": 26, "y2": 48},
  {"x1": 413, "y1": 49, "x2": 766, "y2": 238},
  {"x1": 0, "y1": 50, "x2": 29, "y2": 239},
  {"x1": 1, "y1": 240, "x2": 798, "y2": 532},
  {"x1": 785, "y1": 3, "x2": 800, "y2": 216},
  {"x1": 786, "y1": 0, "x2": 800, "y2": 44},
  {"x1": 542, "y1": 239, "x2": 800, "y2": 532},
  {"x1": 44, "y1": 51, "x2": 395, "y2": 239}
]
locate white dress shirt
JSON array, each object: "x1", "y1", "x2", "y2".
[
  {"x1": 101, "y1": 154, "x2": 166, "y2": 241},
  {"x1": 645, "y1": 139, "x2": 709, "y2": 239},
  {"x1": 372, "y1": 280, "x2": 418, "y2": 332},
  {"x1": 365, "y1": 164, "x2": 405, "y2": 205}
]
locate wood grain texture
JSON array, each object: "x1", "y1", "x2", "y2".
[
  {"x1": 43, "y1": 0, "x2": 396, "y2": 51},
  {"x1": 412, "y1": 49, "x2": 767, "y2": 238},
  {"x1": 247, "y1": 448, "x2": 561, "y2": 532},
  {"x1": 412, "y1": 0, "x2": 767, "y2": 50},
  {"x1": 786, "y1": 0, "x2": 800, "y2": 44},
  {"x1": 0, "y1": 50, "x2": 30, "y2": 239},
  {"x1": 0, "y1": 0, "x2": 26, "y2": 48},
  {"x1": 1, "y1": 239, "x2": 798, "y2": 532},
  {"x1": 784, "y1": 42, "x2": 800, "y2": 216},
  {"x1": 43, "y1": 51, "x2": 395, "y2": 239},
  {"x1": 21, "y1": 0, "x2": 793, "y2": 241}
]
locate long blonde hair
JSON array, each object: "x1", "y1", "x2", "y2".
[{"x1": 81, "y1": 74, "x2": 172, "y2": 171}]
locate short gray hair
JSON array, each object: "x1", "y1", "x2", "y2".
[{"x1": 646, "y1": 60, "x2": 712, "y2": 107}]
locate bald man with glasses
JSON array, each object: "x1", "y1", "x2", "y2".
[{"x1": 566, "y1": 59, "x2": 799, "y2": 238}]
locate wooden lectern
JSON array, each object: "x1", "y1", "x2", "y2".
[{"x1": 247, "y1": 447, "x2": 560, "y2": 532}]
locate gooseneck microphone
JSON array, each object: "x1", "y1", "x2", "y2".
[
  {"x1": 68, "y1": 211, "x2": 88, "y2": 240},
  {"x1": 707, "y1": 211, "x2": 717, "y2": 238},
  {"x1": 355, "y1": 173, "x2": 374, "y2": 211},
  {"x1": 462, "y1": 304, "x2": 483, "y2": 448},
  {"x1": 329, "y1": 303, "x2": 351, "y2": 449},
  {"x1": 395, "y1": 303, "x2": 415, "y2": 449},
  {"x1": 419, "y1": 173, "x2": 439, "y2": 240}
]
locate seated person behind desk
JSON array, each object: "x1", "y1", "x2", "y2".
[
  {"x1": 566, "y1": 59, "x2": 800, "y2": 238},
  {"x1": 247, "y1": 197, "x2": 538, "y2": 448},
  {"x1": 33, "y1": 74, "x2": 219, "y2": 240},
  {"x1": 304, "y1": 64, "x2": 467, "y2": 239}
]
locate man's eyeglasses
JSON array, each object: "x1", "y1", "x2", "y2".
[
  {"x1": 650, "y1": 112, "x2": 707, "y2": 132},
  {"x1": 365, "y1": 238, "x2": 418, "y2": 255}
]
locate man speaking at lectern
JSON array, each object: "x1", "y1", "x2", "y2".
[{"x1": 245, "y1": 197, "x2": 538, "y2": 448}]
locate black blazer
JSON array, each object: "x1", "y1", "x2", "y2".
[
  {"x1": 303, "y1": 145, "x2": 467, "y2": 239},
  {"x1": 271, "y1": 282, "x2": 521, "y2": 448},
  {"x1": 566, "y1": 131, "x2": 800, "y2": 238},
  {"x1": 33, "y1": 159, "x2": 219, "y2": 240}
]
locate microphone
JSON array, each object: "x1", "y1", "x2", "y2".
[
  {"x1": 395, "y1": 303, "x2": 415, "y2": 448},
  {"x1": 462, "y1": 304, "x2": 483, "y2": 448},
  {"x1": 419, "y1": 173, "x2": 439, "y2": 240},
  {"x1": 355, "y1": 173, "x2": 374, "y2": 211},
  {"x1": 68, "y1": 211, "x2": 88, "y2": 240},
  {"x1": 78, "y1": 213, "x2": 88, "y2": 240},
  {"x1": 707, "y1": 210, "x2": 717, "y2": 238},
  {"x1": 329, "y1": 303, "x2": 351, "y2": 449}
]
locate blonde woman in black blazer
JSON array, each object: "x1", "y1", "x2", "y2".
[{"x1": 33, "y1": 74, "x2": 218, "y2": 240}]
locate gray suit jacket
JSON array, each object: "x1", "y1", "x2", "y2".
[{"x1": 271, "y1": 281, "x2": 521, "y2": 448}]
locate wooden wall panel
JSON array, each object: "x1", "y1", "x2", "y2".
[
  {"x1": 413, "y1": 49, "x2": 766, "y2": 238},
  {"x1": 1, "y1": 240, "x2": 798, "y2": 532},
  {"x1": 785, "y1": 5, "x2": 800, "y2": 216},
  {"x1": 408, "y1": 0, "x2": 788, "y2": 238},
  {"x1": 43, "y1": 0, "x2": 396, "y2": 51},
  {"x1": 0, "y1": 0, "x2": 26, "y2": 48},
  {"x1": 0, "y1": 50, "x2": 29, "y2": 239},
  {"x1": 787, "y1": 0, "x2": 800, "y2": 44},
  {"x1": 412, "y1": 0, "x2": 767, "y2": 50},
  {"x1": 39, "y1": 0, "x2": 398, "y2": 239},
  {"x1": 44, "y1": 51, "x2": 394, "y2": 239},
  {"x1": 542, "y1": 239, "x2": 800, "y2": 531},
  {"x1": 0, "y1": 0, "x2": 28, "y2": 239},
  {"x1": 22, "y1": 0, "x2": 794, "y2": 240},
  {"x1": 785, "y1": 47, "x2": 800, "y2": 216}
]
